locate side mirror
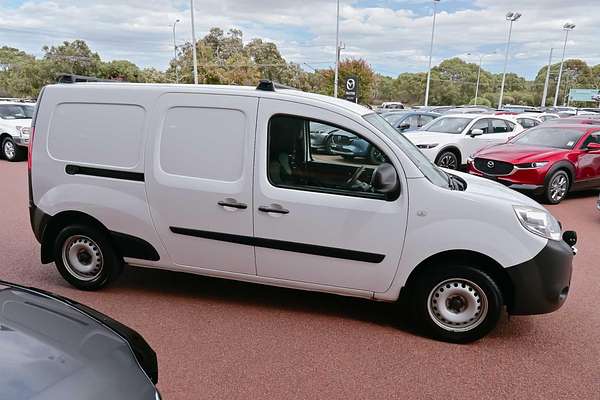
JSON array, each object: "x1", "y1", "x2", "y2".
[
  {"x1": 398, "y1": 123, "x2": 411, "y2": 131},
  {"x1": 586, "y1": 142, "x2": 600, "y2": 151},
  {"x1": 469, "y1": 128, "x2": 484, "y2": 137},
  {"x1": 372, "y1": 163, "x2": 400, "y2": 200}
]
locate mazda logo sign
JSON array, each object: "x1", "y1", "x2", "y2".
[
  {"x1": 346, "y1": 79, "x2": 356, "y2": 91},
  {"x1": 487, "y1": 161, "x2": 495, "y2": 169}
]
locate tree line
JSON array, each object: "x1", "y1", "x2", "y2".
[{"x1": 1, "y1": 27, "x2": 599, "y2": 107}]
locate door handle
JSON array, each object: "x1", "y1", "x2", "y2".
[
  {"x1": 218, "y1": 199, "x2": 248, "y2": 210},
  {"x1": 258, "y1": 205, "x2": 290, "y2": 214}
]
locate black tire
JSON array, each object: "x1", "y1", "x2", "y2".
[
  {"x1": 435, "y1": 150, "x2": 459, "y2": 170},
  {"x1": 368, "y1": 146, "x2": 386, "y2": 164},
  {"x1": 53, "y1": 224, "x2": 123, "y2": 290},
  {"x1": 1, "y1": 137, "x2": 26, "y2": 162},
  {"x1": 410, "y1": 265, "x2": 503, "y2": 343},
  {"x1": 543, "y1": 170, "x2": 570, "y2": 204}
]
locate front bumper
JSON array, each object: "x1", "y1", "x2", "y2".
[
  {"x1": 506, "y1": 237, "x2": 574, "y2": 315},
  {"x1": 13, "y1": 136, "x2": 29, "y2": 147},
  {"x1": 467, "y1": 166, "x2": 546, "y2": 195}
]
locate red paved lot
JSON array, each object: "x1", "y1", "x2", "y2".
[{"x1": 1, "y1": 160, "x2": 599, "y2": 399}]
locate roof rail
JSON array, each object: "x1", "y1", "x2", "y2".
[
  {"x1": 56, "y1": 74, "x2": 116, "y2": 84},
  {"x1": 256, "y1": 80, "x2": 298, "y2": 92}
]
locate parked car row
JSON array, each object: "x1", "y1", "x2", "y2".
[{"x1": 466, "y1": 123, "x2": 600, "y2": 204}]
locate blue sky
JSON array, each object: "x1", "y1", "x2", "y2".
[{"x1": 1, "y1": 0, "x2": 598, "y2": 80}]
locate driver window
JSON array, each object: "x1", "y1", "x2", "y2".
[
  {"x1": 492, "y1": 119, "x2": 510, "y2": 133},
  {"x1": 470, "y1": 119, "x2": 490, "y2": 134},
  {"x1": 268, "y1": 114, "x2": 393, "y2": 199},
  {"x1": 581, "y1": 134, "x2": 600, "y2": 148}
]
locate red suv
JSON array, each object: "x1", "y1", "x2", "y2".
[{"x1": 468, "y1": 124, "x2": 600, "y2": 204}]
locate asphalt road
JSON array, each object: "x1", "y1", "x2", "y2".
[{"x1": 1, "y1": 160, "x2": 599, "y2": 399}]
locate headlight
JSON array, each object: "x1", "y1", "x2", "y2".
[
  {"x1": 15, "y1": 126, "x2": 31, "y2": 136},
  {"x1": 467, "y1": 156, "x2": 474, "y2": 164},
  {"x1": 516, "y1": 161, "x2": 548, "y2": 169},
  {"x1": 513, "y1": 205, "x2": 562, "y2": 241},
  {"x1": 417, "y1": 143, "x2": 438, "y2": 149}
]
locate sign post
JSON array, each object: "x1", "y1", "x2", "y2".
[{"x1": 344, "y1": 76, "x2": 359, "y2": 103}]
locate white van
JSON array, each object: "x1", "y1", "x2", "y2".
[{"x1": 29, "y1": 81, "x2": 577, "y2": 343}]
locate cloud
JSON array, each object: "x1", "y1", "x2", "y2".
[{"x1": 1, "y1": 0, "x2": 598, "y2": 79}]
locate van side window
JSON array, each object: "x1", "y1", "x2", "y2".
[{"x1": 268, "y1": 115, "x2": 392, "y2": 200}]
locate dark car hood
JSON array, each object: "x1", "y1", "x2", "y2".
[
  {"x1": 0, "y1": 282, "x2": 156, "y2": 400},
  {"x1": 474, "y1": 143, "x2": 569, "y2": 164}
]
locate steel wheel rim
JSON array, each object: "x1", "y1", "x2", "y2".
[
  {"x1": 4, "y1": 141, "x2": 15, "y2": 159},
  {"x1": 427, "y1": 278, "x2": 488, "y2": 332},
  {"x1": 438, "y1": 153, "x2": 457, "y2": 169},
  {"x1": 61, "y1": 235, "x2": 104, "y2": 281},
  {"x1": 550, "y1": 174, "x2": 568, "y2": 202}
]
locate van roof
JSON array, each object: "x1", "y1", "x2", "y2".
[{"x1": 50, "y1": 82, "x2": 372, "y2": 117}]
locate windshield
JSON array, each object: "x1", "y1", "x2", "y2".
[
  {"x1": 0, "y1": 104, "x2": 34, "y2": 120},
  {"x1": 364, "y1": 113, "x2": 449, "y2": 188},
  {"x1": 512, "y1": 127, "x2": 587, "y2": 149},
  {"x1": 382, "y1": 113, "x2": 409, "y2": 126},
  {"x1": 420, "y1": 116, "x2": 473, "y2": 133}
]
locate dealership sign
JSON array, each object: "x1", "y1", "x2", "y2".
[
  {"x1": 344, "y1": 76, "x2": 359, "y2": 103},
  {"x1": 569, "y1": 88, "x2": 600, "y2": 102}
]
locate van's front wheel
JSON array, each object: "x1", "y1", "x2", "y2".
[
  {"x1": 411, "y1": 265, "x2": 503, "y2": 343},
  {"x1": 53, "y1": 225, "x2": 123, "y2": 290}
]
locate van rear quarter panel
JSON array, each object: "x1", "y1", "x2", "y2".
[{"x1": 33, "y1": 85, "x2": 170, "y2": 265}]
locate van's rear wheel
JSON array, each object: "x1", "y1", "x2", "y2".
[
  {"x1": 411, "y1": 265, "x2": 503, "y2": 343},
  {"x1": 53, "y1": 225, "x2": 123, "y2": 290}
]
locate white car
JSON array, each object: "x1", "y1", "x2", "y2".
[
  {"x1": 515, "y1": 115, "x2": 543, "y2": 130},
  {"x1": 520, "y1": 112, "x2": 559, "y2": 123},
  {"x1": 0, "y1": 101, "x2": 34, "y2": 161},
  {"x1": 404, "y1": 114, "x2": 524, "y2": 169},
  {"x1": 29, "y1": 80, "x2": 576, "y2": 343}
]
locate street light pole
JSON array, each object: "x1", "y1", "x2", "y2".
[
  {"x1": 554, "y1": 23, "x2": 576, "y2": 107},
  {"x1": 334, "y1": 0, "x2": 340, "y2": 98},
  {"x1": 498, "y1": 11, "x2": 521, "y2": 110},
  {"x1": 190, "y1": 0, "x2": 198, "y2": 84},
  {"x1": 541, "y1": 48, "x2": 554, "y2": 107},
  {"x1": 467, "y1": 52, "x2": 496, "y2": 106},
  {"x1": 172, "y1": 19, "x2": 181, "y2": 83},
  {"x1": 424, "y1": 0, "x2": 440, "y2": 107}
]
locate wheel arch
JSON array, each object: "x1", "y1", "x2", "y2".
[
  {"x1": 435, "y1": 146, "x2": 462, "y2": 166},
  {"x1": 40, "y1": 211, "x2": 111, "y2": 264},
  {"x1": 401, "y1": 249, "x2": 514, "y2": 309},
  {"x1": 545, "y1": 161, "x2": 576, "y2": 189}
]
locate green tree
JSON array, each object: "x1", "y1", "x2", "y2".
[
  {"x1": 42, "y1": 40, "x2": 102, "y2": 77},
  {"x1": 0, "y1": 47, "x2": 45, "y2": 97},
  {"x1": 99, "y1": 60, "x2": 142, "y2": 81}
]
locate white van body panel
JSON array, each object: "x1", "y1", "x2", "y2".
[
  {"x1": 377, "y1": 171, "x2": 547, "y2": 300},
  {"x1": 32, "y1": 85, "x2": 169, "y2": 266},
  {"x1": 253, "y1": 97, "x2": 409, "y2": 292},
  {"x1": 144, "y1": 92, "x2": 258, "y2": 275}
]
